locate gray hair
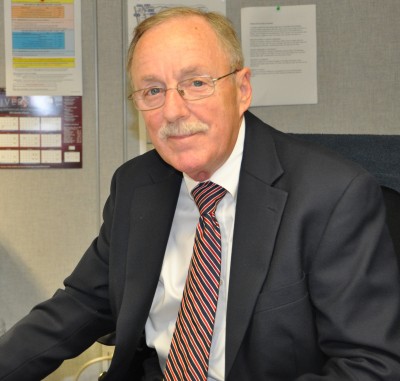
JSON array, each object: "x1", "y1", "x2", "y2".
[{"x1": 127, "y1": 7, "x2": 244, "y2": 77}]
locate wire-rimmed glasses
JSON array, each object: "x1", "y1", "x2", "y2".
[{"x1": 128, "y1": 70, "x2": 238, "y2": 111}]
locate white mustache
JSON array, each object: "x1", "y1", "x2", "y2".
[{"x1": 158, "y1": 121, "x2": 209, "y2": 140}]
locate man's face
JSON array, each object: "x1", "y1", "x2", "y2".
[{"x1": 131, "y1": 16, "x2": 251, "y2": 181}]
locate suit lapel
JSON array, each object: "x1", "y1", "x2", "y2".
[
  {"x1": 225, "y1": 113, "x2": 288, "y2": 375},
  {"x1": 109, "y1": 159, "x2": 182, "y2": 373}
]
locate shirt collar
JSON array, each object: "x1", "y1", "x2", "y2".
[{"x1": 184, "y1": 117, "x2": 245, "y2": 199}]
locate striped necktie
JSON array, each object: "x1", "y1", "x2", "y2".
[{"x1": 164, "y1": 181, "x2": 227, "y2": 381}]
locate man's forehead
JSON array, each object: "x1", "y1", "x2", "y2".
[{"x1": 137, "y1": 15, "x2": 217, "y2": 46}]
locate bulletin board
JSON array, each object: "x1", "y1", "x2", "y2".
[{"x1": 0, "y1": 89, "x2": 82, "y2": 168}]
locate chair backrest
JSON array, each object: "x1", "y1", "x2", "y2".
[{"x1": 382, "y1": 186, "x2": 400, "y2": 260}]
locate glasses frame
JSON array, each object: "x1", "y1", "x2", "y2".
[{"x1": 128, "y1": 70, "x2": 239, "y2": 111}]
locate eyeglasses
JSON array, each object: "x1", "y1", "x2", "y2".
[{"x1": 128, "y1": 70, "x2": 238, "y2": 111}]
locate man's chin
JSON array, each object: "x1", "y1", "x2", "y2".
[{"x1": 169, "y1": 158, "x2": 210, "y2": 180}]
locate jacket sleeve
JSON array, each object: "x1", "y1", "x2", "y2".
[{"x1": 297, "y1": 173, "x2": 400, "y2": 380}]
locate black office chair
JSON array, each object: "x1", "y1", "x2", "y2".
[{"x1": 381, "y1": 186, "x2": 400, "y2": 260}]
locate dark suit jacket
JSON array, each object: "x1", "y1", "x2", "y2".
[{"x1": 1, "y1": 111, "x2": 400, "y2": 380}]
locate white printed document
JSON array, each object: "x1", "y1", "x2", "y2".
[{"x1": 241, "y1": 5, "x2": 317, "y2": 107}]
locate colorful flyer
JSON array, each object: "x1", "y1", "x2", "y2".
[{"x1": 4, "y1": 0, "x2": 82, "y2": 96}]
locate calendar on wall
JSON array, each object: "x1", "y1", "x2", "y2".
[{"x1": 0, "y1": 89, "x2": 82, "y2": 169}]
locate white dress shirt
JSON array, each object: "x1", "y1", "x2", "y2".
[{"x1": 145, "y1": 119, "x2": 245, "y2": 380}]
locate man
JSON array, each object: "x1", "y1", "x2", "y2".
[{"x1": 1, "y1": 7, "x2": 399, "y2": 381}]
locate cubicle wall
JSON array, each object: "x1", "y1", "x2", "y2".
[
  {"x1": 244, "y1": 0, "x2": 400, "y2": 193},
  {"x1": 0, "y1": 1, "x2": 398, "y2": 379},
  {"x1": 0, "y1": 2, "x2": 133, "y2": 379}
]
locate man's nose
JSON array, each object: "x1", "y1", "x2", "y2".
[{"x1": 162, "y1": 88, "x2": 189, "y2": 122}]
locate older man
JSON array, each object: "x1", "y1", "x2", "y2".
[{"x1": 1, "y1": 7, "x2": 399, "y2": 381}]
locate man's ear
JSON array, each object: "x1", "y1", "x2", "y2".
[{"x1": 237, "y1": 67, "x2": 252, "y2": 113}]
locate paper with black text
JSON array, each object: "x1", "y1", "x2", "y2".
[{"x1": 241, "y1": 5, "x2": 317, "y2": 107}]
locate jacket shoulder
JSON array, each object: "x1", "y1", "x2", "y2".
[{"x1": 113, "y1": 149, "x2": 181, "y2": 189}]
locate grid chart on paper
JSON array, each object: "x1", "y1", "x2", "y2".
[{"x1": 0, "y1": 116, "x2": 66, "y2": 165}]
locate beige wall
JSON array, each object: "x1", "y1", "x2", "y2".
[
  {"x1": 0, "y1": 1, "x2": 137, "y2": 379},
  {"x1": 0, "y1": 1, "x2": 398, "y2": 379},
  {"x1": 237, "y1": 0, "x2": 400, "y2": 135}
]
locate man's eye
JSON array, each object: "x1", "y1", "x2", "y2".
[
  {"x1": 191, "y1": 79, "x2": 206, "y2": 87},
  {"x1": 144, "y1": 87, "x2": 163, "y2": 97}
]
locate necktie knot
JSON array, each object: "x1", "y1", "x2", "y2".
[{"x1": 192, "y1": 181, "x2": 227, "y2": 216}]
